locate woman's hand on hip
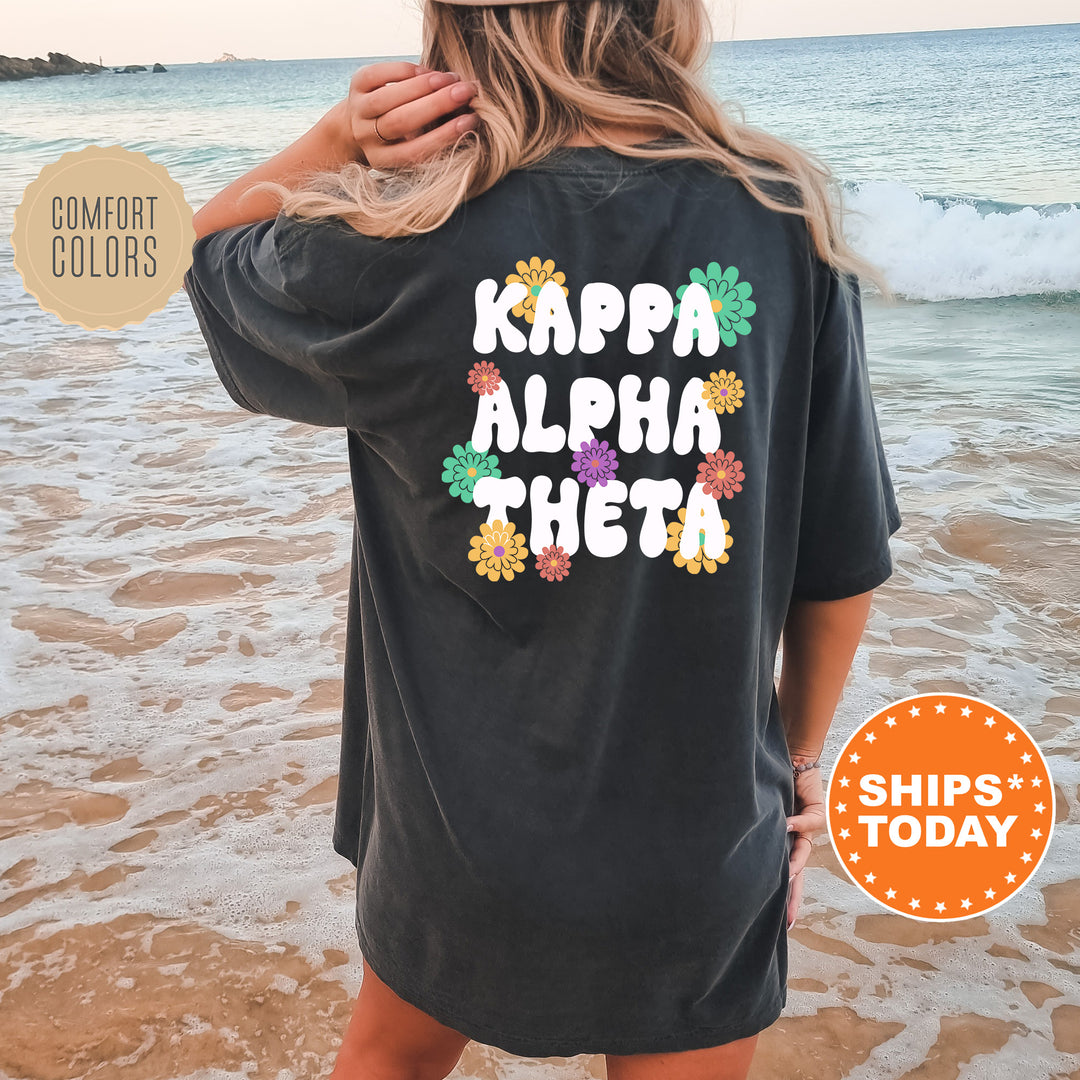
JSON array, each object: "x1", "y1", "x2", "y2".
[
  {"x1": 785, "y1": 764, "x2": 826, "y2": 931},
  {"x1": 341, "y1": 61, "x2": 479, "y2": 169}
]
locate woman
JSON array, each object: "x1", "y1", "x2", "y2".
[{"x1": 183, "y1": 0, "x2": 902, "y2": 1076}]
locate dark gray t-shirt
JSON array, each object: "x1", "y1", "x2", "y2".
[{"x1": 183, "y1": 142, "x2": 902, "y2": 1057}]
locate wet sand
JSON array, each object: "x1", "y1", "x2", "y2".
[{"x1": 3, "y1": 307, "x2": 1080, "y2": 1079}]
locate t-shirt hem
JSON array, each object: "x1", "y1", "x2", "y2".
[
  {"x1": 182, "y1": 266, "x2": 263, "y2": 416},
  {"x1": 789, "y1": 547, "x2": 897, "y2": 602},
  {"x1": 332, "y1": 828, "x2": 359, "y2": 868},
  {"x1": 354, "y1": 910, "x2": 786, "y2": 1057}
]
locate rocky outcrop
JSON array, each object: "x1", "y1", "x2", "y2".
[
  {"x1": 0, "y1": 51, "x2": 104, "y2": 81},
  {"x1": 212, "y1": 52, "x2": 262, "y2": 62},
  {"x1": 0, "y1": 52, "x2": 166, "y2": 81}
]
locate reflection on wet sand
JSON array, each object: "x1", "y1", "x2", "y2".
[{"x1": 2, "y1": 305, "x2": 1079, "y2": 1078}]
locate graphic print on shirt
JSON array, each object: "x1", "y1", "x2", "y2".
[{"x1": 444, "y1": 256, "x2": 753, "y2": 582}]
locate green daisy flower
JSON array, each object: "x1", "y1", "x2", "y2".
[
  {"x1": 674, "y1": 261, "x2": 756, "y2": 346},
  {"x1": 441, "y1": 441, "x2": 501, "y2": 503}
]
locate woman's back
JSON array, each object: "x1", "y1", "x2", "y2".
[{"x1": 184, "y1": 138, "x2": 901, "y2": 1056}]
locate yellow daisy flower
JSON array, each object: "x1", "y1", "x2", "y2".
[
  {"x1": 665, "y1": 507, "x2": 734, "y2": 574},
  {"x1": 468, "y1": 518, "x2": 529, "y2": 582},
  {"x1": 505, "y1": 256, "x2": 569, "y2": 324},
  {"x1": 702, "y1": 369, "x2": 745, "y2": 414}
]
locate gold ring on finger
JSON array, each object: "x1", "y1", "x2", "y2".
[{"x1": 373, "y1": 114, "x2": 393, "y2": 144}]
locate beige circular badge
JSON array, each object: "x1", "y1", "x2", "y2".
[{"x1": 11, "y1": 144, "x2": 195, "y2": 330}]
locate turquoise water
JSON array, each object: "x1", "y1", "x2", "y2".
[
  {"x1": 1, "y1": 26, "x2": 1078, "y2": 1075},
  {"x1": 2, "y1": 20, "x2": 1077, "y2": 671},
  {"x1": 2, "y1": 22, "x2": 1078, "y2": 296},
  {"x1": 2, "y1": 19, "x2": 1077, "y2": 698}
]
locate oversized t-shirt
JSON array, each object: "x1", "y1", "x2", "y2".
[{"x1": 183, "y1": 140, "x2": 902, "y2": 1057}]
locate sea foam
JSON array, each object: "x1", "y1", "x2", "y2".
[{"x1": 843, "y1": 180, "x2": 1080, "y2": 301}]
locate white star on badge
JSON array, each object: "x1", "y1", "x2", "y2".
[
  {"x1": 1034, "y1": 802, "x2": 1045, "y2": 813},
  {"x1": 850, "y1": 852, "x2": 861, "y2": 863},
  {"x1": 984, "y1": 716, "x2": 996, "y2": 727},
  {"x1": 839, "y1": 828, "x2": 850, "y2": 839},
  {"x1": 1031, "y1": 828, "x2": 1042, "y2": 840},
  {"x1": 1031, "y1": 777, "x2": 1042, "y2": 788},
  {"x1": 960, "y1": 706, "x2": 972, "y2": 717},
  {"x1": 1021, "y1": 852, "x2": 1032, "y2": 863},
  {"x1": 835, "y1": 802, "x2": 847, "y2": 813},
  {"x1": 849, "y1": 751, "x2": 861, "y2": 764},
  {"x1": 910, "y1": 706, "x2": 921, "y2": 717},
  {"x1": 960, "y1": 898, "x2": 972, "y2": 909},
  {"x1": 839, "y1": 776, "x2": 851, "y2": 787},
  {"x1": 1005, "y1": 731, "x2": 1016, "y2": 743},
  {"x1": 935, "y1": 702, "x2": 946, "y2": 714},
  {"x1": 865, "y1": 731, "x2": 876, "y2": 743},
  {"x1": 984, "y1": 888, "x2": 996, "y2": 899},
  {"x1": 885, "y1": 888, "x2": 897, "y2": 899},
  {"x1": 885, "y1": 715, "x2": 897, "y2": 727},
  {"x1": 935, "y1": 901, "x2": 946, "y2": 912},
  {"x1": 1021, "y1": 752, "x2": 1032, "y2": 763},
  {"x1": 909, "y1": 898, "x2": 920, "y2": 909},
  {"x1": 865, "y1": 872, "x2": 876, "y2": 883},
  {"x1": 1005, "y1": 873, "x2": 1016, "y2": 884}
]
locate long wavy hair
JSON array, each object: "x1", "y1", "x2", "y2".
[{"x1": 250, "y1": 0, "x2": 893, "y2": 298}]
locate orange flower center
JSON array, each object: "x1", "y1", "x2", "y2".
[{"x1": 467, "y1": 467, "x2": 477, "y2": 477}]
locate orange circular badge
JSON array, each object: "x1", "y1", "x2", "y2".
[{"x1": 826, "y1": 693, "x2": 1054, "y2": 921}]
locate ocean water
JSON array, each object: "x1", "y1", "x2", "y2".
[{"x1": 1, "y1": 21, "x2": 1079, "y2": 1080}]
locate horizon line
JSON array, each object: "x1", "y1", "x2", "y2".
[{"x1": 30, "y1": 17, "x2": 1078, "y2": 68}]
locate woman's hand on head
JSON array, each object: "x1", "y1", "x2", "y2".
[
  {"x1": 343, "y1": 60, "x2": 479, "y2": 169},
  {"x1": 785, "y1": 764, "x2": 826, "y2": 932}
]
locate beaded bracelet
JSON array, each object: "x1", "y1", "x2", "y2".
[{"x1": 792, "y1": 759, "x2": 822, "y2": 779}]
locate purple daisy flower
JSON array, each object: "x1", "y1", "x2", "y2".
[{"x1": 571, "y1": 437, "x2": 619, "y2": 487}]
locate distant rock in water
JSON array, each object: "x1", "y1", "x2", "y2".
[
  {"x1": 115, "y1": 64, "x2": 148, "y2": 73},
  {"x1": 0, "y1": 51, "x2": 105, "y2": 81},
  {"x1": 212, "y1": 52, "x2": 263, "y2": 62},
  {"x1": 153, "y1": 63, "x2": 167, "y2": 72}
]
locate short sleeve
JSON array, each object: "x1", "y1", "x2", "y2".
[
  {"x1": 183, "y1": 213, "x2": 349, "y2": 428},
  {"x1": 790, "y1": 264, "x2": 903, "y2": 601}
]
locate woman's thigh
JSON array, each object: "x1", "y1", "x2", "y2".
[
  {"x1": 330, "y1": 957, "x2": 471, "y2": 1080},
  {"x1": 605, "y1": 1033, "x2": 760, "y2": 1080}
]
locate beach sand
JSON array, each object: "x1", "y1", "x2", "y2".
[{"x1": 3, "y1": 304, "x2": 1080, "y2": 1079}]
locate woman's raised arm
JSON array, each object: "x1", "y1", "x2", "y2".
[{"x1": 192, "y1": 60, "x2": 478, "y2": 240}]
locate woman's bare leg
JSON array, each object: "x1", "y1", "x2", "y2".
[
  {"x1": 329, "y1": 957, "x2": 471, "y2": 1080},
  {"x1": 605, "y1": 1033, "x2": 760, "y2": 1080}
]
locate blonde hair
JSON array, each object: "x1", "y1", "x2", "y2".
[{"x1": 250, "y1": 0, "x2": 893, "y2": 299}]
